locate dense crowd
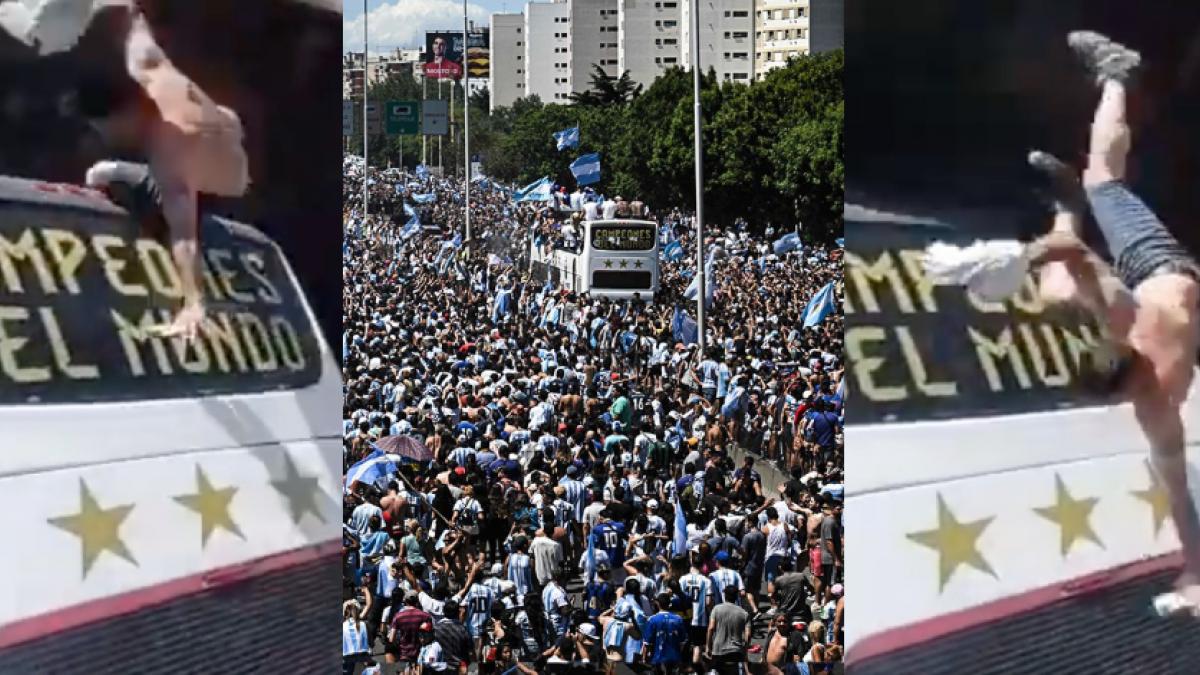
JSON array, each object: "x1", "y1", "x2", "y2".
[{"x1": 342, "y1": 157, "x2": 844, "y2": 675}]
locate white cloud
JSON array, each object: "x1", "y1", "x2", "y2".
[{"x1": 343, "y1": 0, "x2": 489, "y2": 52}]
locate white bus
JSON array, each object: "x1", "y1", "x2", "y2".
[
  {"x1": 530, "y1": 217, "x2": 659, "y2": 300},
  {"x1": 0, "y1": 176, "x2": 340, "y2": 671},
  {"x1": 844, "y1": 202, "x2": 1200, "y2": 674}
]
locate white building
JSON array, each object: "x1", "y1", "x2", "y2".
[
  {"x1": 525, "y1": 0, "x2": 573, "y2": 103},
  {"x1": 570, "y1": 0, "x2": 620, "y2": 88},
  {"x1": 754, "y1": 0, "x2": 843, "y2": 80},
  {"x1": 490, "y1": 13, "x2": 526, "y2": 111},
  {"x1": 617, "y1": 0, "x2": 683, "y2": 87},
  {"x1": 681, "y1": 0, "x2": 754, "y2": 84}
]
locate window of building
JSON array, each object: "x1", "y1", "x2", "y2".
[
  {"x1": 663, "y1": 56, "x2": 677, "y2": 63},
  {"x1": 517, "y1": 41, "x2": 523, "y2": 46},
  {"x1": 517, "y1": 55, "x2": 522, "y2": 60},
  {"x1": 662, "y1": 20, "x2": 677, "y2": 27},
  {"x1": 799, "y1": 28, "x2": 807, "y2": 38},
  {"x1": 734, "y1": 52, "x2": 748, "y2": 59},
  {"x1": 731, "y1": 10, "x2": 748, "y2": 17},
  {"x1": 732, "y1": 71, "x2": 748, "y2": 79},
  {"x1": 655, "y1": 57, "x2": 661, "y2": 63},
  {"x1": 663, "y1": 38, "x2": 677, "y2": 45},
  {"x1": 517, "y1": 28, "x2": 522, "y2": 33},
  {"x1": 663, "y1": 1, "x2": 677, "y2": 6},
  {"x1": 731, "y1": 31, "x2": 748, "y2": 39},
  {"x1": 517, "y1": 69, "x2": 523, "y2": 74}
]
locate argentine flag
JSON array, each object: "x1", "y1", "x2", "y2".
[
  {"x1": 412, "y1": 193, "x2": 437, "y2": 204},
  {"x1": 344, "y1": 447, "x2": 398, "y2": 492},
  {"x1": 671, "y1": 307, "x2": 698, "y2": 346},
  {"x1": 672, "y1": 494, "x2": 688, "y2": 556},
  {"x1": 683, "y1": 251, "x2": 717, "y2": 308},
  {"x1": 570, "y1": 152, "x2": 602, "y2": 186},
  {"x1": 661, "y1": 240, "x2": 684, "y2": 263},
  {"x1": 836, "y1": 237, "x2": 845, "y2": 248},
  {"x1": 515, "y1": 176, "x2": 554, "y2": 202},
  {"x1": 415, "y1": 164, "x2": 430, "y2": 180},
  {"x1": 493, "y1": 286, "x2": 513, "y2": 323},
  {"x1": 554, "y1": 126, "x2": 581, "y2": 151},
  {"x1": 773, "y1": 232, "x2": 802, "y2": 255},
  {"x1": 802, "y1": 281, "x2": 837, "y2": 327}
]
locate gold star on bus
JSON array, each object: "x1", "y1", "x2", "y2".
[
  {"x1": 174, "y1": 465, "x2": 244, "y2": 547},
  {"x1": 619, "y1": 260, "x2": 629, "y2": 269},
  {"x1": 906, "y1": 493, "x2": 996, "y2": 592},
  {"x1": 604, "y1": 260, "x2": 613, "y2": 268},
  {"x1": 270, "y1": 452, "x2": 327, "y2": 525},
  {"x1": 48, "y1": 479, "x2": 137, "y2": 577},
  {"x1": 1131, "y1": 460, "x2": 1171, "y2": 536},
  {"x1": 634, "y1": 260, "x2": 643, "y2": 269},
  {"x1": 1033, "y1": 474, "x2": 1102, "y2": 556}
]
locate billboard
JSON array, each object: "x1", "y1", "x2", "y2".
[
  {"x1": 466, "y1": 29, "x2": 490, "y2": 79},
  {"x1": 423, "y1": 30, "x2": 489, "y2": 80},
  {"x1": 423, "y1": 31, "x2": 465, "y2": 80}
]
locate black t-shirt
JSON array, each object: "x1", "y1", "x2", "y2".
[
  {"x1": 741, "y1": 528, "x2": 766, "y2": 574},
  {"x1": 605, "y1": 501, "x2": 636, "y2": 524}
]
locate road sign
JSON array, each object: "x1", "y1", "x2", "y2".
[
  {"x1": 422, "y1": 99, "x2": 448, "y2": 136},
  {"x1": 342, "y1": 100, "x2": 353, "y2": 136},
  {"x1": 386, "y1": 100, "x2": 419, "y2": 135},
  {"x1": 365, "y1": 102, "x2": 383, "y2": 135}
]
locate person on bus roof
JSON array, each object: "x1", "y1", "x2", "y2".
[{"x1": 78, "y1": 9, "x2": 249, "y2": 342}]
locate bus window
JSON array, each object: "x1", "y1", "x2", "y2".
[{"x1": 0, "y1": 202, "x2": 322, "y2": 404}]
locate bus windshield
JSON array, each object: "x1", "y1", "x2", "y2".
[{"x1": 590, "y1": 224, "x2": 655, "y2": 251}]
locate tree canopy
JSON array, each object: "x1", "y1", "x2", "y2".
[{"x1": 350, "y1": 52, "x2": 843, "y2": 241}]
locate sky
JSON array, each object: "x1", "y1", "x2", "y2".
[{"x1": 343, "y1": 0, "x2": 514, "y2": 53}]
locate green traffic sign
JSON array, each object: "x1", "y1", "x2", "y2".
[{"x1": 386, "y1": 100, "x2": 419, "y2": 135}]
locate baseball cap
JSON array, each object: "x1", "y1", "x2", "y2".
[
  {"x1": 832, "y1": 584, "x2": 844, "y2": 597},
  {"x1": 714, "y1": 550, "x2": 732, "y2": 564},
  {"x1": 578, "y1": 623, "x2": 600, "y2": 641},
  {"x1": 646, "y1": 499, "x2": 659, "y2": 509}
]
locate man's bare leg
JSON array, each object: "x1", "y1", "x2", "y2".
[{"x1": 1072, "y1": 32, "x2": 1200, "y2": 608}]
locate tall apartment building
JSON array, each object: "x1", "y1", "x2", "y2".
[
  {"x1": 342, "y1": 50, "x2": 422, "y2": 98},
  {"x1": 490, "y1": 13, "x2": 526, "y2": 111},
  {"x1": 681, "y1": 0, "x2": 755, "y2": 84},
  {"x1": 570, "y1": 0, "x2": 620, "y2": 88},
  {"x1": 525, "y1": 1, "x2": 573, "y2": 103},
  {"x1": 754, "y1": 0, "x2": 843, "y2": 80},
  {"x1": 617, "y1": 0, "x2": 683, "y2": 86}
]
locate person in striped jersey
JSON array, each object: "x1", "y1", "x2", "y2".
[
  {"x1": 678, "y1": 552, "x2": 716, "y2": 666},
  {"x1": 343, "y1": 602, "x2": 371, "y2": 675},
  {"x1": 709, "y1": 551, "x2": 759, "y2": 616},
  {"x1": 506, "y1": 537, "x2": 536, "y2": 603},
  {"x1": 452, "y1": 559, "x2": 494, "y2": 661},
  {"x1": 452, "y1": 485, "x2": 483, "y2": 537},
  {"x1": 559, "y1": 464, "x2": 589, "y2": 549}
]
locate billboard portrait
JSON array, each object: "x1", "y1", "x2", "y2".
[
  {"x1": 423, "y1": 31, "x2": 464, "y2": 80},
  {"x1": 466, "y1": 29, "x2": 490, "y2": 79}
]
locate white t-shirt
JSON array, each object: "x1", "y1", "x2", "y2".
[
  {"x1": 765, "y1": 522, "x2": 790, "y2": 559},
  {"x1": 419, "y1": 641, "x2": 448, "y2": 671}
]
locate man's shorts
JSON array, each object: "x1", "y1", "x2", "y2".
[
  {"x1": 820, "y1": 563, "x2": 835, "y2": 585},
  {"x1": 1086, "y1": 180, "x2": 1200, "y2": 289}
]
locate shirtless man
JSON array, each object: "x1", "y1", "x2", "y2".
[
  {"x1": 80, "y1": 9, "x2": 249, "y2": 341},
  {"x1": 1017, "y1": 31, "x2": 1200, "y2": 612}
]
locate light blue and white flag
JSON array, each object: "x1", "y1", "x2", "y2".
[
  {"x1": 412, "y1": 193, "x2": 437, "y2": 204},
  {"x1": 802, "y1": 281, "x2": 837, "y2": 327},
  {"x1": 554, "y1": 126, "x2": 580, "y2": 151},
  {"x1": 415, "y1": 164, "x2": 429, "y2": 180},
  {"x1": 400, "y1": 217, "x2": 420, "y2": 240},
  {"x1": 403, "y1": 203, "x2": 416, "y2": 219},
  {"x1": 661, "y1": 240, "x2": 684, "y2": 263},
  {"x1": 344, "y1": 447, "x2": 398, "y2": 492},
  {"x1": 672, "y1": 494, "x2": 688, "y2": 556},
  {"x1": 773, "y1": 232, "x2": 802, "y2": 255},
  {"x1": 514, "y1": 176, "x2": 554, "y2": 202},
  {"x1": 493, "y1": 286, "x2": 513, "y2": 323},
  {"x1": 835, "y1": 237, "x2": 845, "y2": 248},
  {"x1": 570, "y1": 153, "x2": 601, "y2": 186},
  {"x1": 671, "y1": 307, "x2": 698, "y2": 346},
  {"x1": 683, "y1": 251, "x2": 717, "y2": 308}
]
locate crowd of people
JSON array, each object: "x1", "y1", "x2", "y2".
[{"x1": 342, "y1": 158, "x2": 844, "y2": 675}]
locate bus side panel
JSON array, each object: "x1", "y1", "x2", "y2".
[{"x1": 848, "y1": 448, "x2": 1200, "y2": 673}]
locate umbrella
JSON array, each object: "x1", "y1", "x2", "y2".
[{"x1": 375, "y1": 435, "x2": 433, "y2": 463}]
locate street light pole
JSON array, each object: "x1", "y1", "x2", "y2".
[
  {"x1": 463, "y1": 4, "x2": 472, "y2": 242},
  {"x1": 691, "y1": 0, "x2": 705, "y2": 353},
  {"x1": 362, "y1": 0, "x2": 369, "y2": 220}
]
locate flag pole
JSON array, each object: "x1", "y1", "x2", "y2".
[
  {"x1": 362, "y1": 0, "x2": 369, "y2": 221},
  {"x1": 691, "y1": 0, "x2": 705, "y2": 353},
  {"x1": 464, "y1": 7, "x2": 472, "y2": 242}
]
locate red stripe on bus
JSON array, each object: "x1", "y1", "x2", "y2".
[
  {"x1": 0, "y1": 539, "x2": 341, "y2": 650},
  {"x1": 846, "y1": 551, "x2": 1183, "y2": 665}
]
